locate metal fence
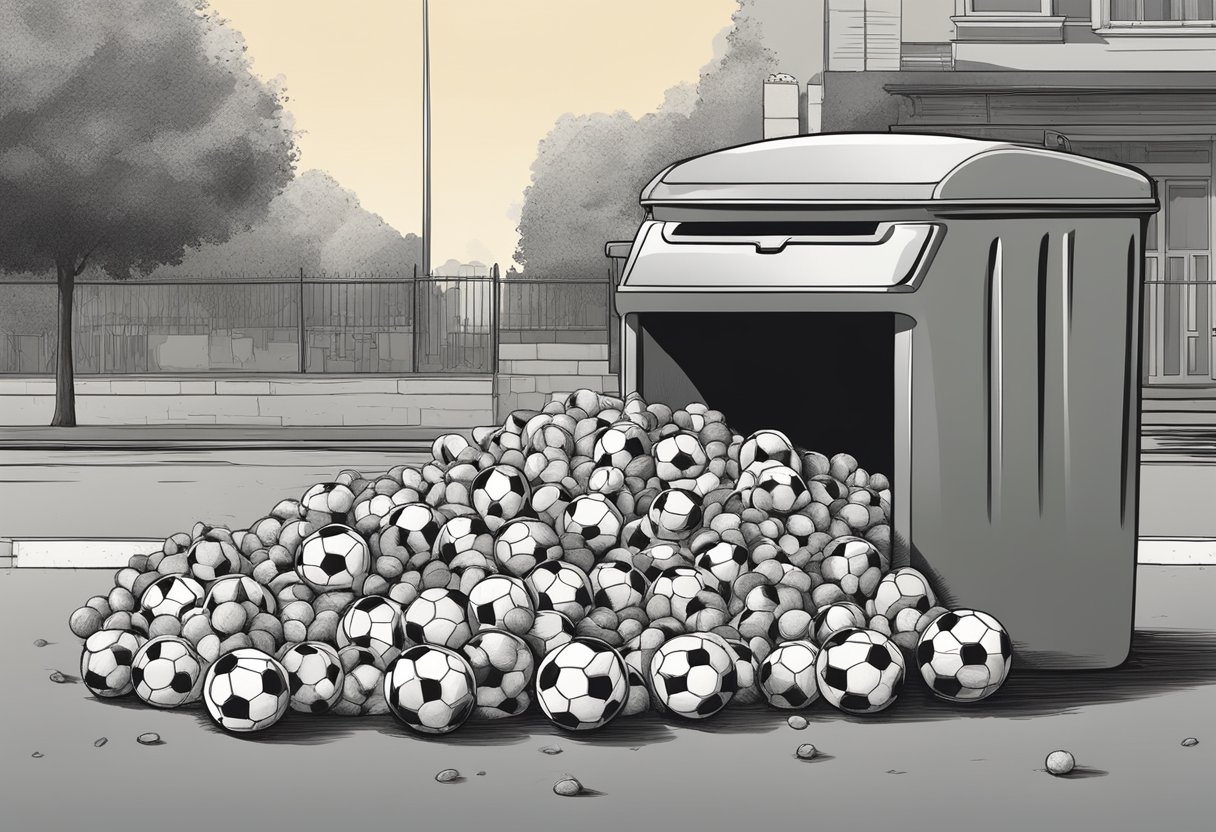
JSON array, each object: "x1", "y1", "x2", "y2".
[{"x1": 0, "y1": 275, "x2": 611, "y2": 375}]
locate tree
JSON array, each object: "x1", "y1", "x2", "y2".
[
  {"x1": 514, "y1": 0, "x2": 777, "y2": 279},
  {"x1": 0, "y1": 0, "x2": 296, "y2": 425}
]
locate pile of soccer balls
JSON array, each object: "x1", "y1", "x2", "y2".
[{"x1": 71, "y1": 390, "x2": 1012, "y2": 735}]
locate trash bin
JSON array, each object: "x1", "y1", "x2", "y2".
[{"x1": 610, "y1": 133, "x2": 1158, "y2": 670}]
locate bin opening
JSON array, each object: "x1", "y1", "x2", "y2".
[
  {"x1": 637, "y1": 311, "x2": 895, "y2": 479},
  {"x1": 669, "y1": 221, "x2": 881, "y2": 239}
]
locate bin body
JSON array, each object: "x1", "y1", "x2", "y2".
[{"x1": 613, "y1": 134, "x2": 1157, "y2": 669}]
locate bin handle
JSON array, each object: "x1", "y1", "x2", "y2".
[{"x1": 661, "y1": 221, "x2": 902, "y2": 254}]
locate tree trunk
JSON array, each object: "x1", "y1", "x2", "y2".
[{"x1": 51, "y1": 259, "x2": 76, "y2": 427}]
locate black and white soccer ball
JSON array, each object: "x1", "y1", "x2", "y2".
[
  {"x1": 203, "y1": 574, "x2": 276, "y2": 617},
  {"x1": 738, "y1": 462, "x2": 811, "y2": 515},
  {"x1": 588, "y1": 561, "x2": 649, "y2": 612},
  {"x1": 535, "y1": 637, "x2": 629, "y2": 731},
  {"x1": 724, "y1": 638, "x2": 763, "y2": 705},
  {"x1": 432, "y1": 433, "x2": 471, "y2": 465},
  {"x1": 378, "y1": 503, "x2": 445, "y2": 567},
  {"x1": 202, "y1": 648, "x2": 291, "y2": 732},
  {"x1": 820, "y1": 536, "x2": 884, "y2": 603},
  {"x1": 524, "y1": 560, "x2": 594, "y2": 623},
  {"x1": 384, "y1": 644, "x2": 477, "y2": 734},
  {"x1": 131, "y1": 636, "x2": 204, "y2": 708},
  {"x1": 338, "y1": 595, "x2": 406, "y2": 663},
  {"x1": 874, "y1": 568, "x2": 937, "y2": 619},
  {"x1": 302, "y1": 482, "x2": 356, "y2": 516},
  {"x1": 432, "y1": 515, "x2": 494, "y2": 567},
  {"x1": 811, "y1": 601, "x2": 869, "y2": 647},
  {"x1": 647, "y1": 488, "x2": 703, "y2": 541},
  {"x1": 693, "y1": 540, "x2": 750, "y2": 596},
  {"x1": 628, "y1": 541, "x2": 694, "y2": 582},
  {"x1": 530, "y1": 483, "x2": 573, "y2": 527},
  {"x1": 401, "y1": 587, "x2": 474, "y2": 649},
  {"x1": 471, "y1": 464, "x2": 531, "y2": 532},
  {"x1": 587, "y1": 465, "x2": 626, "y2": 496},
  {"x1": 649, "y1": 632, "x2": 738, "y2": 719},
  {"x1": 467, "y1": 574, "x2": 536, "y2": 635},
  {"x1": 739, "y1": 429, "x2": 796, "y2": 472},
  {"x1": 296, "y1": 524, "x2": 369, "y2": 592},
  {"x1": 653, "y1": 432, "x2": 709, "y2": 482},
  {"x1": 186, "y1": 539, "x2": 242, "y2": 583},
  {"x1": 592, "y1": 422, "x2": 651, "y2": 470},
  {"x1": 81, "y1": 629, "x2": 146, "y2": 698},
  {"x1": 645, "y1": 566, "x2": 711, "y2": 620},
  {"x1": 619, "y1": 516, "x2": 656, "y2": 553},
  {"x1": 280, "y1": 641, "x2": 344, "y2": 714},
  {"x1": 493, "y1": 517, "x2": 562, "y2": 578},
  {"x1": 559, "y1": 494, "x2": 623, "y2": 555},
  {"x1": 139, "y1": 574, "x2": 205, "y2": 620},
  {"x1": 462, "y1": 628, "x2": 535, "y2": 719},
  {"x1": 758, "y1": 639, "x2": 821, "y2": 709},
  {"x1": 523, "y1": 609, "x2": 577, "y2": 657},
  {"x1": 916, "y1": 609, "x2": 1012, "y2": 703},
  {"x1": 815, "y1": 628, "x2": 905, "y2": 715}
]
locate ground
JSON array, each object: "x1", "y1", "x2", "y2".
[{"x1": 3, "y1": 566, "x2": 1213, "y2": 832}]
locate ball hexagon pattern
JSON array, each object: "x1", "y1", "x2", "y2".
[
  {"x1": 203, "y1": 648, "x2": 291, "y2": 732},
  {"x1": 432, "y1": 516, "x2": 494, "y2": 566},
  {"x1": 467, "y1": 574, "x2": 536, "y2": 635},
  {"x1": 653, "y1": 432, "x2": 709, "y2": 482},
  {"x1": 559, "y1": 494, "x2": 623, "y2": 555},
  {"x1": 592, "y1": 422, "x2": 651, "y2": 470},
  {"x1": 647, "y1": 488, "x2": 703, "y2": 541},
  {"x1": 812, "y1": 601, "x2": 869, "y2": 647},
  {"x1": 383, "y1": 644, "x2": 476, "y2": 735},
  {"x1": 81, "y1": 629, "x2": 146, "y2": 698},
  {"x1": 493, "y1": 517, "x2": 562, "y2": 577},
  {"x1": 337, "y1": 595, "x2": 406, "y2": 664},
  {"x1": 186, "y1": 539, "x2": 241, "y2": 583},
  {"x1": 916, "y1": 609, "x2": 1012, "y2": 702},
  {"x1": 874, "y1": 568, "x2": 937, "y2": 619},
  {"x1": 139, "y1": 575, "x2": 205, "y2": 620},
  {"x1": 378, "y1": 503, "x2": 445, "y2": 567},
  {"x1": 203, "y1": 574, "x2": 276, "y2": 617},
  {"x1": 739, "y1": 429, "x2": 796, "y2": 472},
  {"x1": 815, "y1": 628, "x2": 905, "y2": 715},
  {"x1": 401, "y1": 587, "x2": 474, "y2": 649},
  {"x1": 535, "y1": 637, "x2": 629, "y2": 731},
  {"x1": 758, "y1": 639, "x2": 821, "y2": 709},
  {"x1": 131, "y1": 636, "x2": 204, "y2": 708},
  {"x1": 588, "y1": 561, "x2": 649, "y2": 612},
  {"x1": 280, "y1": 641, "x2": 344, "y2": 714},
  {"x1": 524, "y1": 560, "x2": 594, "y2": 623},
  {"x1": 649, "y1": 633, "x2": 738, "y2": 719},
  {"x1": 296, "y1": 524, "x2": 369, "y2": 592},
  {"x1": 471, "y1": 464, "x2": 531, "y2": 532}
]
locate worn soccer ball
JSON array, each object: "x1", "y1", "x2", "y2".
[
  {"x1": 337, "y1": 595, "x2": 406, "y2": 663},
  {"x1": 592, "y1": 422, "x2": 651, "y2": 470},
  {"x1": 523, "y1": 609, "x2": 577, "y2": 657},
  {"x1": 739, "y1": 462, "x2": 811, "y2": 515},
  {"x1": 815, "y1": 628, "x2": 905, "y2": 715},
  {"x1": 131, "y1": 636, "x2": 204, "y2": 708},
  {"x1": 649, "y1": 632, "x2": 738, "y2": 719},
  {"x1": 81, "y1": 629, "x2": 145, "y2": 698},
  {"x1": 186, "y1": 539, "x2": 242, "y2": 583},
  {"x1": 401, "y1": 587, "x2": 474, "y2": 649},
  {"x1": 203, "y1": 574, "x2": 276, "y2": 617},
  {"x1": 820, "y1": 536, "x2": 884, "y2": 603},
  {"x1": 462, "y1": 629, "x2": 536, "y2": 719},
  {"x1": 587, "y1": 466, "x2": 626, "y2": 496},
  {"x1": 812, "y1": 601, "x2": 869, "y2": 647},
  {"x1": 432, "y1": 433, "x2": 471, "y2": 464},
  {"x1": 139, "y1": 575, "x2": 206, "y2": 620},
  {"x1": 467, "y1": 575, "x2": 536, "y2": 635},
  {"x1": 536, "y1": 637, "x2": 629, "y2": 731},
  {"x1": 620, "y1": 516, "x2": 656, "y2": 552},
  {"x1": 296, "y1": 524, "x2": 369, "y2": 592},
  {"x1": 384, "y1": 644, "x2": 477, "y2": 735},
  {"x1": 588, "y1": 561, "x2": 649, "y2": 612},
  {"x1": 916, "y1": 609, "x2": 1012, "y2": 702},
  {"x1": 493, "y1": 518, "x2": 562, "y2": 577},
  {"x1": 758, "y1": 639, "x2": 821, "y2": 709},
  {"x1": 280, "y1": 641, "x2": 344, "y2": 714},
  {"x1": 378, "y1": 503, "x2": 445, "y2": 567},
  {"x1": 629, "y1": 541, "x2": 693, "y2": 581},
  {"x1": 559, "y1": 494, "x2": 623, "y2": 554},
  {"x1": 739, "y1": 429, "x2": 796, "y2": 472},
  {"x1": 530, "y1": 483, "x2": 573, "y2": 527},
  {"x1": 333, "y1": 645, "x2": 389, "y2": 715},
  {"x1": 432, "y1": 516, "x2": 494, "y2": 567},
  {"x1": 724, "y1": 638, "x2": 763, "y2": 705},
  {"x1": 693, "y1": 540, "x2": 750, "y2": 596},
  {"x1": 524, "y1": 560, "x2": 594, "y2": 623},
  {"x1": 302, "y1": 482, "x2": 356, "y2": 516},
  {"x1": 647, "y1": 488, "x2": 703, "y2": 541},
  {"x1": 645, "y1": 566, "x2": 711, "y2": 620},
  {"x1": 202, "y1": 648, "x2": 291, "y2": 732},
  {"x1": 471, "y1": 465, "x2": 531, "y2": 532},
  {"x1": 653, "y1": 433, "x2": 709, "y2": 482},
  {"x1": 874, "y1": 568, "x2": 937, "y2": 619}
]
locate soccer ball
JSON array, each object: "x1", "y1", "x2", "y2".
[
  {"x1": 493, "y1": 518, "x2": 561, "y2": 577},
  {"x1": 588, "y1": 466, "x2": 626, "y2": 496},
  {"x1": 337, "y1": 595, "x2": 406, "y2": 663},
  {"x1": 202, "y1": 648, "x2": 291, "y2": 732},
  {"x1": 619, "y1": 516, "x2": 656, "y2": 552},
  {"x1": 131, "y1": 636, "x2": 204, "y2": 708},
  {"x1": 654, "y1": 433, "x2": 709, "y2": 482},
  {"x1": 645, "y1": 566, "x2": 711, "y2": 620},
  {"x1": 302, "y1": 482, "x2": 356, "y2": 516},
  {"x1": 815, "y1": 628, "x2": 905, "y2": 715},
  {"x1": 186, "y1": 539, "x2": 242, "y2": 583},
  {"x1": 467, "y1": 575, "x2": 536, "y2": 635},
  {"x1": 536, "y1": 637, "x2": 629, "y2": 731},
  {"x1": 739, "y1": 429, "x2": 796, "y2": 472},
  {"x1": 530, "y1": 483, "x2": 573, "y2": 527},
  {"x1": 462, "y1": 629, "x2": 535, "y2": 719},
  {"x1": 524, "y1": 561, "x2": 594, "y2": 623},
  {"x1": 559, "y1": 494, "x2": 623, "y2": 555},
  {"x1": 649, "y1": 633, "x2": 738, "y2": 719},
  {"x1": 628, "y1": 541, "x2": 693, "y2": 581},
  {"x1": 820, "y1": 536, "x2": 884, "y2": 603},
  {"x1": 296, "y1": 524, "x2": 369, "y2": 592},
  {"x1": 693, "y1": 540, "x2": 750, "y2": 596},
  {"x1": 589, "y1": 561, "x2": 649, "y2": 612},
  {"x1": 280, "y1": 641, "x2": 344, "y2": 714},
  {"x1": 758, "y1": 640, "x2": 820, "y2": 709},
  {"x1": 139, "y1": 575, "x2": 205, "y2": 620},
  {"x1": 874, "y1": 568, "x2": 936, "y2": 619},
  {"x1": 738, "y1": 462, "x2": 811, "y2": 515},
  {"x1": 401, "y1": 587, "x2": 474, "y2": 649},
  {"x1": 432, "y1": 433, "x2": 471, "y2": 464},
  {"x1": 471, "y1": 465, "x2": 531, "y2": 532},
  {"x1": 724, "y1": 638, "x2": 763, "y2": 704},
  {"x1": 81, "y1": 629, "x2": 145, "y2": 698},
  {"x1": 812, "y1": 601, "x2": 869, "y2": 646},
  {"x1": 203, "y1": 574, "x2": 276, "y2": 617},
  {"x1": 378, "y1": 503, "x2": 445, "y2": 567},
  {"x1": 523, "y1": 609, "x2": 576, "y2": 657},
  {"x1": 592, "y1": 422, "x2": 651, "y2": 470},
  {"x1": 916, "y1": 609, "x2": 1012, "y2": 702},
  {"x1": 384, "y1": 644, "x2": 477, "y2": 735},
  {"x1": 432, "y1": 516, "x2": 495, "y2": 567},
  {"x1": 354, "y1": 493, "x2": 395, "y2": 524},
  {"x1": 647, "y1": 488, "x2": 703, "y2": 541},
  {"x1": 333, "y1": 645, "x2": 389, "y2": 715}
]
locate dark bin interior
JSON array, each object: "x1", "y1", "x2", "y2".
[{"x1": 637, "y1": 312, "x2": 895, "y2": 480}]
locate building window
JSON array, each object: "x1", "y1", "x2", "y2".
[
  {"x1": 1108, "y1": 0, "x2": 1216, "y2": 23},
  {"x1": 966, "y1": 0, "x2": 1052, "y2": 12}
]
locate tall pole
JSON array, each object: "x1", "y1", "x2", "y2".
[{"x1": 421, "y1": 0, "x2": 431, "y2": 278}]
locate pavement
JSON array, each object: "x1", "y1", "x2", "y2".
[{"x1": 3, "y1": 565, "x2": 1213, "y2": 832}]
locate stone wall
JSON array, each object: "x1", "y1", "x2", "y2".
[{"x1": 497, "y1": 341, "x2": 619, "y2": 418}]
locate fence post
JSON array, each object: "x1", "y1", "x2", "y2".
[
  {"x1": 298, "y1": 266, "x2": 305, "y2": 373},
  {"x1": 411, "y1": 263, "x2": 420, "y2": 374}
]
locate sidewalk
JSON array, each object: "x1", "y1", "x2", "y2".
[{"x1": 0, "y1": 424, "x2": 445, "y2": 452}]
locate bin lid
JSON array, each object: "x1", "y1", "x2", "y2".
[{"x1": 640, "y1": 133, "x2": 1157, "y2": 212}]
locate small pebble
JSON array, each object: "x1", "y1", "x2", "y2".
[
  {"x1": 1181, "y1": 737, "x2": 1199, "y2": 747},
  {"x1": 136, "y1": 732, "x2": 161, "y2": 746},
  {"x1": 33, "y1": 638, "x2": 48, "y2": 647},
  {"x1": 787, "y1": 715, "x2": 808, "y2": 730},
  {"x1": 94, "y1": 737, "x2": 108, "y2": 748},
  {"x1": 553, "y1": 777, "x2": 583, "y2": 797},
  {"x1": 796, "y1": 744, "x2": 817, "y2": 760},
  {"x1": 476, "y1": 771, "x2": 486, "y2": 776},
  {"x1": 1045, "y1": 750, "x2": 1075, "y2": 776},
  {"x1": 31, "y1": 752, "x2": 43, "y2": 758},
  {"x1": 435, "y1": 769, "x2": 460, "y2": 783},
  {"x1": 48, "y1": 671, "x2": 68, "y2": 684},
  {"x1": 539, "y1": 744, "x2": 563, "y2": 755}
]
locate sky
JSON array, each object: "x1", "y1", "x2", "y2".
[{"x1": 207, "y1": 0, "x2": 740, "y2": 269}]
